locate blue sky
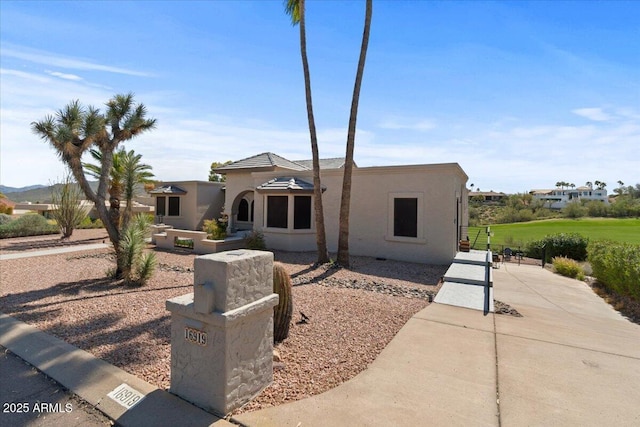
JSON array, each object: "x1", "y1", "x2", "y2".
[{"x1": 1, "y1": 1, "x2": 638, "y2": 194}]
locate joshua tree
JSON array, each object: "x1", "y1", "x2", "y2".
[
  {"x1": 32, "y1": 93, "x2": 156, "y2": 277},
  {"x1": 336, "y1": 0, "x2": 373, "y2": 267},
  {"x1": 284, "y1": 0, "x2": 329, "y2": 263}
]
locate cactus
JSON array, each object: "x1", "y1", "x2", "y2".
[{"x1": 273, "y1": 262, "x2": 293, "y2": 343}]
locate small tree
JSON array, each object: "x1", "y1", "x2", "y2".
[
  {"x1": 50, "y1": 173, "x2": 87, "y2": 238},
  {"x1": 209, "y1": 161, "x2": 232, "y2": 182}
]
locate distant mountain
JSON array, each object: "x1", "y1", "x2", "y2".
[
  {"x1": 2, "y1": 182, "x2": 99, "y2": 203},
  {"x1": 0, "y1": 184, "x2": 47, "y2": 194}
]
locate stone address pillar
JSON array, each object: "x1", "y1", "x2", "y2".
[{"x1": 166, "y1": 250, "x2": 279, "y2": 416}]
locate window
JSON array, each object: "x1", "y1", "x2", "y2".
[
  {"x1": 168, "y1": 196, "x2": 180, "y2": 216},
  {"x1": 394, "y1": 198, "x2": 418, "y2": 237},
  {"x1": 156, "y1": 196, "x2": 166, "y2": 216},
  {"x1": 267, "y1": 196, "x2": 288, "y2": 228},
  {"x1": 251, "y1": 201, "x2": 254, "y2": 222},
  {"x1": 387, "y1": 192, "x2": 424, "y2": 242},
  {"x1": 294, "y1": 196, "x2": 311, "y2": 229},
  {"x1": 238, "y1": 199, "x2": 249, "y2": 221}
]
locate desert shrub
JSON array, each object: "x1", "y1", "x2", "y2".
[
  {"x1": 552, "y1": 256, "x2": 585, "y2": 280},
  {"x1": 0, "y1": 203, "x2": 13, "y2": 215},
  {"x1": 78, "y1": 216, "x2": 104, "y2": 229},
  {"x1": 0, "y1": 213, "x2": 12, "y2": 225},
  {"x1": 245, "y1": 230, "x2": 266, "y2": 250},
  {"x1": 584, "y1": 200, "x2": 609, "y2": 217},
  {"x1": 118, "y1": 214, "x2": 157, "y2": 286},
  {"x1": 588, "y1": 240, "x2": 640, "y2": 300},
  {"x1": 50, "y1": 175, "x2": 86, "y2": 238},
  {"x1": 562, "y1": 202, "x2": 587, "y2": 218},
  {"x1": 203, "y1": 218, "x2": 226, "y2": 240},
  {"x1": 495, "y1": 207, "x2": 534, "y2": 224},
  {"x1": 525, "y1": 233, "x2": 589, "y2": 262},
  {"x1": 609, "y1": 197, "x2": 640, "y2": 218},
  {"x1": 0, "y1": 213, "x2": 58, "y2": 238}
]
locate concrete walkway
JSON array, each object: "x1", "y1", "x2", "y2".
[
  {"x1": 0, "y1": 243, "x2": 109, "y2": 261},
  {"x1": 2, "y1": 258, "x2": 639, "y2": 426}
]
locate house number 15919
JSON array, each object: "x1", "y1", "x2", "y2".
[{"x1": 185, "y1": 327, "x2": 207, "y2": 346}]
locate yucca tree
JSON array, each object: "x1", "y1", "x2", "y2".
[
  {"x1": 337, "y1": 0, "x2": 373, "y2": 267},
  {"x1": 83, "y1": 147, "x2": 125, "y2": 232},
  {"x1": 32, "y1": 93, "x2": 156, "y2": 278},
  {"x1": 285, "y1": 0, "x2": 329, "y2": 264}
]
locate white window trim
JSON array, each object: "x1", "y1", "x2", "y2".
[
  {"x1": 263, "y1": 194, "x2": 315, "y2": 233},
  {"x1": 386, "y1": 192, "x2": 426, "y2": 244}
]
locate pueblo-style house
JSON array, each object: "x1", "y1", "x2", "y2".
[{"x1": 150, "y1": 152, "x2": 469, "y2": 265}]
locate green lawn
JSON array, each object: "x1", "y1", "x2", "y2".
[{"x1": 468, "y1": 218, "x2": 640, "y2": 249}]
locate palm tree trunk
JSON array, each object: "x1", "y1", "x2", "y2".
[
  {"x1": 299, "y1": 0, "x2": 329, "y2": 264},
  {"x1": 337, "y1": 0, "x2": 372, "y2": 267}
]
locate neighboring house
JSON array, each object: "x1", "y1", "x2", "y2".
[
  {"x1": 150, "y1": 181, "x2": 225, "y2": 230},
  {"x1": 469, "y1": 191, "x2": 507, "y2": 204},
  {"x1": 530, "y1": 186, "x2": 609, "y2": 209},
  {"x1": 205, "y1": 152, "x2": 469, "y2": 265}
]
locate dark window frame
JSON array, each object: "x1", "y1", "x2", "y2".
[
  {"x1": 293, "y1": 196, "x2": 312, "y2": 230},
  {"x1": 266, "y1": 195, "x2": 288, "y2": 229},
  {"x1": 168, "y1": 196, "x2": 180, "y2": 216},
  {"x1": 156, "y1": 196, "x2": 166, "y2": 216},
  {"x1": 394, "y1": 197, "x2": 418, "y2": 238}
]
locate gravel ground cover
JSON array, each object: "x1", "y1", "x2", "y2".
[{"x1": 0, "y1": 230, "x2": 445, "y2": 413}]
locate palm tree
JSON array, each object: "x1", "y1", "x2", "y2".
[
  {"x1": 83, "y1": 147, "x2": 125, "y2": 232},
  {"x1": 285, "y1": 0, "x2": 329, "y2": 264},
  {"x1": 336, "y1": 0, "x2": 373, "y2": 267},
  {"x1": 32, "y1": 93, "x2": 156, "y2": 277}
]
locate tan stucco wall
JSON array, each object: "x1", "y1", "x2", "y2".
[
  {"x1": 154, "y1": 181, "x2": 225, "y2": 231},
  {"x1": 222, "y1": 163, "x2": 468, "y2": 265}
]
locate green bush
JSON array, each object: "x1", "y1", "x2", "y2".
[
  {"x1": 245, "y1": 230, "x2": 266, "y2": 250},
  {"x1": 562, "y1": 202, "x2": 587, "y2": 218},
  {"x1": 584, "y1": 200, "x2": 609, "y2": 217},
  {"x1": 552, "y1": 256, "x2": 585, "y2": 280},
  {"x1": 0, "y1": 203, "x2": 13, "y2": 215},
  {"x1": 0, "y1": 213, "x2": 58, "y2": 238},
  {"x1": 588, "y1": 240, "x2": 640, "y2": 300},
  {"x1": 0, "y1": 213, "x2": 12, "y2": 225},
  {"x1": 203, "y1": 219, "x2": 226, "y2": 240},
  {"x1": 525, "y1": 233, "x2": 589, "y2": 262},
  {"x1": 77, "y1": 216, "x2": 104, "y2": 229}
]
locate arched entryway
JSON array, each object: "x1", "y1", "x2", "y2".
[{"x1": 231, "y1": 190, "x2": 254, "y2": 232}]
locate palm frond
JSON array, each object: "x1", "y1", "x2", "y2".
[{"x1": 284, "y1": 0, "x2": 301, "y2": 25}]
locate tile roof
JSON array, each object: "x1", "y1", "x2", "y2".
[
  {"x1": 292, "y1": 157, "x2": 348, "y2": 170},
  {"x1": 149, "y1": 185, "x2": 187, "y2": 195},
  {"x1": 213, "y1": 152, "x2": 308, "y2": 172},
  {"x1": 256, "y1": 177, "x2": 324, "y2": 192}
]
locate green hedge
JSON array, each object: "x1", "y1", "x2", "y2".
[
  {"x1": 526, "y1": 233, "x2": 589, "y2": 262},
  {"x1": 588, "y1": 240, "x2": 640, "y2": 300},
  {"x1": 0, "y1": 213, "x2": 58, "y2": 238}
]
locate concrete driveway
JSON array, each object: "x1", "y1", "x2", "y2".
[{"x1": 235, "y1": 263, "x2": 640, "y2": 426}]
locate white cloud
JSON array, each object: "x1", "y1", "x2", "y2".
[
  {"x1": 572, "y1": 107, "x2": 611, "y2": 122},
  {"x1": 46, "y1": 70, "x2": 83, "y2": 81},
  {"x1": 2, "y1": 44, "x2": 153, "y2": 77},
  {"x1": 377, "y1": 117, "x2": 436, "y2": 131}
]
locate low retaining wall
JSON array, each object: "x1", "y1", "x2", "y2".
[{"x1": 154, "y1": 227, "x2": 247, "y2": 255}]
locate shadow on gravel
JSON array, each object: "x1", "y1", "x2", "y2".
[{"x1": 0, "y1": 277, "x2": 190, "y2": 320}]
